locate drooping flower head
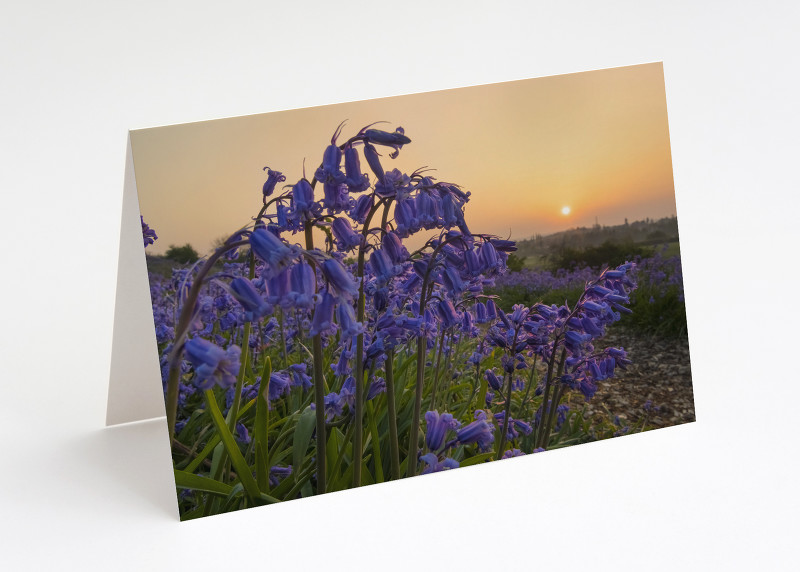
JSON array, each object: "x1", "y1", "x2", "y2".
[{"x1": 184, "y1": 338, "x2": 241, "y2": 390}]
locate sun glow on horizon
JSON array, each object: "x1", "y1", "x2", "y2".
[{"x1": 561, "y1": 206, "x2": 571, "y2": 215}]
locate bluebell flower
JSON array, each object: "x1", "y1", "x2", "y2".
[
  {"x1": 268, "y1": 371, "x2": 292, "y2": 402},
  {"x1": 250, "y1": 228, "x2": 299, "y2": 277},
  {"x1": 269, "y1": 465, "x2": 292, "y2": 487},
  {"x1": 338, "y1": 376, "x2": 356, "y2": 410},
  {"x1": 321, "y1": 258, "x2": 360, "y2": 300},
  {"x1": 309, "y1": 291, "x2": 336, "y2": 337},
  {"x1": 287, "y1": 260, "x2": 316, "y2": 309},
  {"x1": 262, "y1": 167, "x2": 286, "y2": 197},
  {"x1": 363, "y1": 127, "x2": 410, "y2": 159},
  {"x1": 228, "y1": 277, "x2": 273, "y2": 321},
  {"x1": 502, "y1": 449, "x2": 525, "y2": 459},
  {"x1": 362, "y1": 142, "x2": 384, "y2": 182},
  {"x1": 184, "y1": 338, "x2": 241, "y2": 390},
  {"x1": 366, "y1": 377, "x2": 386, "y2": 401},
  {"x1": 324, "y1": 392, "x2": 343, "y2": 421},
  {"x1": 141, "y1": 216, "x2": 158, "y2": 247},
  {"x1": 382, "y1": 231, "x2": 409, "y2": 263},
  {"x1": 425, "y1": 410, "x2": 454, "y2": 452},
  {"x1": 456, "y1": 419, "x2": 494, "y2": 450},
  {"x1": 336, "y1": 301, "x2": 364, "y2": 340},
  {"x1": 331, "y1": 217, "x2": 363, "y2": 252},
  {"x1": 235, "y1": 422, "x2": 251, "y2": 445},
  {"x1": 349, "y1": 193, "x2": 374, "y2": 224},
  {"x1": 343, "y1": 146, "x2": 370, "y2": 192},
  {"x1": 289, "y1": 178, "x2": 322, "y2": 223},
  {"x1": 485, "y1": 369, "x2": 502, "y2": 391},
  {"x1": 315, "y1": 145, "x2": 346, "y2": 185},
  {"x1": 419, "y1": 453, "x2": 459, "y2": 474}
]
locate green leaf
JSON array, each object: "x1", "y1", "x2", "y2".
[
  {"x1": 255, "y1": 357, "x2": 272, "y2": 492},
  {"x1": 203, "y1": 389, "x2": 262, "y2": 501},
  {"x1": 174, "y1": 469, "x2": 233, "y2": 497},
  {"x1": 459, "y1": 452, "x2": 495, "y2": 468},
  {"x1": 292, "y1": 406, "x2": 316, "y2": 478}
]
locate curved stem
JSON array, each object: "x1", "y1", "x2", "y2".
[{"x1": 166, "y1": 239, "x2": 250, "y2": 443}]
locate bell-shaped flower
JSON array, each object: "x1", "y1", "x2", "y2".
[
  {"x1": 184, "y1": 338, "x2": 241, "y2": 391},
  {"x1": 331, "y1": 217, "x2": 363, "y2": 252},
  {"x1": 336, "y1": 300, "x2": 364, "y2": 340},
  {"x1": 343, "y1": 146, "x2": 370, "y2": 193},
  {"x1": 349, "y1": 193, "x2": 374, "y2": 224},
  {"x1": 262, "y1": 167, "x2": 286, "y2": 197},
  {"x1": 321, "y1": 258, "x2": 360, "y2": 300},
  {"x1": 250, "y1": 228, "x2": 300, "y2": 277},
  {"x1": 287, "y1": 260, "x2": 316, "y2": 309},
  {"x1": 228, "y1": 277, "x2": 273, "y2": 321},
  {"x1": 309, "y1": 290, "x2": 336, "y2": 337},
  {"x1": 456, "y1": 417, "x2": 495, "y2": 450},
  {"x1": 425, "y1": 410, "x2": 454, "y2": 452}
]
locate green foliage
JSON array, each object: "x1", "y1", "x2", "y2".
[
  {"x1": 548, "y1": 240, "x2": 648, "y2": 271},
  {"x1": 165, "y1": 243, "x2": 199, "y2": 264},
  {"x1": 505, "y1": 253, "x2": 526, "y2": 272}
]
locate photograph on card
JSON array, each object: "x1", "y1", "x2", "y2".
[{"x1": 132, "y1": 62, "x2": 694, "y2": 520}]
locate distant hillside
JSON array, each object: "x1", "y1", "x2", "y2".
[{"x1": 514, "y1": 216, "x2": 679, "y2": 259}]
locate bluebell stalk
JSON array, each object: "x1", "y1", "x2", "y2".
[{"x1": 165, "y1": 238, "x2": 250, "y2": 443}]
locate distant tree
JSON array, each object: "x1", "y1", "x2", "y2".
[
  {"x1": 505, "y1": 253, "x2": 526, "y2": 272},
  {"x1": 165, "y1": 243, "x2": 199, "y2": 264}
]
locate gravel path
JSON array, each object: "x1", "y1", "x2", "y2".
[{"x1": 576, "y1": 326, "x2": 696, "y2": 431}]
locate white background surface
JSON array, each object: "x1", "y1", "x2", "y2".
[{"x1": 1, "y1": 1, "x2": 798, "y2": 570}]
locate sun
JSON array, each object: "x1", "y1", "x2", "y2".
[{"x1": 561, "y1": 206, "x2": 571, "y2": 215}]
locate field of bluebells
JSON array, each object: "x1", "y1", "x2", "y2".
[
  {"x1": 492, "y1": 247, "x2": 686, "y2": 338},
  {"x1": 144, "y1": 123, "x2": 642, "y2": 519}
]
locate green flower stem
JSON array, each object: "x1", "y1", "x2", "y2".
[
  {"x1": 352, "y1": 196, "x2": 386, "y2": 488},
  {"x1": 385, "y1": 348, "x2": 401, "y2": 480},
  {"x1": 542, "y1": 349, "x2": 568, "y2": 448},
  {"x1": 496, "y1": 326, "x2": 522, "y2": 460},
  {"x1": 428, "y1": 328, "x2": 447, "y2": 412},
  {"x1": 225, "y1": 251, "x2": 257, "y2": 433},
  {"x1": 406, "y1": 235, "x2": 464, "y2": 478},
  {"x1": 304, "y1": 223, "x2": 327, "y2": 495}
]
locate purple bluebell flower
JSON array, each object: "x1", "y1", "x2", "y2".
[
  {"x1": 382, "y1": 231, "x2": 409, "y2": 263},
  {"x1": 324, "y1": 392, "x2": 343, "y2": 421},
  {"x1": 485, "y1": 369, "x2": 502, "y2": 391},
  {"x1": 349, "y1": 193, "x2": 374, "y2": 224},
  {"x1": 141, "y1": 216, "x2": 157, "y2": 247},
  {"x1": 250, "y1": 228, "x2": 299, "y2": 276},
  {"x1": 362, "y1": 142, "x2": 384, "y2": 182},
  {"x1": 235, "y1": 422, "x2": 251, "y2": 445},
  {"x1": 262, "y1": 167, "x2": 286, "y2": 197},
  {"x1": 269, "y1": 465, "x2": 292, "y2": 487},
  {"x1": 228, "y1": 277, "x2": 272, "y2": 321},
  {"x1": 184, "y1": 338, "x2": 241, "y2": 390},
  {"x1": 502, "y1": 449, "x2": 525, "y2": 459},
  {"x1": 425, "y1": 410, "x2": 454, "y2": 452},
  {"x1": 343, "y1": 146, "x2": 370, "y2": 192},
  {"x1": 268, "y1": 371, "x2": 292, "y2": 402},
  {"x1": 309, "y1": 291, "x2": 336, "y2": 337},
  {"x1": 321, "y1": 258, "x2": 360, "y2": 300},
  {"x1": 331, "y1": 217, "x2": 363, "y2": 252},
  {"x1": 366, "y1": 377, "x2": 386, "y2": 401},
  {"x1": 363, "y1": 127, "x2": 411, "y2": 158},
  {"x1": 456, "y1": 419, "x2": 494, "y2": 450},
  {"x1": 336, "y1": 300, "x2": 364, "y2": 340},
  {"x1": 287, "y1": 260, "x2": 316, "y2": 309},
  {"x1": 419, "y1": 453, "x2": 459, "y2": 474}
]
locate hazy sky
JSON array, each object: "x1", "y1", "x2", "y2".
[{"x1": 132, "y1": 63, "x2": 676, "y2": 256}]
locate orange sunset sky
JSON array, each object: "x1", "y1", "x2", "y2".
[{"x1": 132, "y1": 63, "x2": 676, "y2": 256}]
